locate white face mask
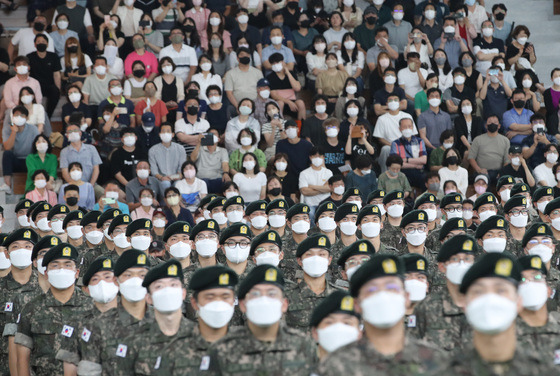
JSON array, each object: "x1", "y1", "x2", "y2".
[
  {"x1": 36, "y1": 258, "x2": 46, "y2": 275},
  {"x1": 70, "y1": 170, "x2": 83, "y2": 181},
  {"x1": 447, "y1": 210, "x2": 463, "y2": 219},
  {"x1": 428, "y1": 98, "x2": 441, "y2": 107},
  {"x1": 9, "y1": 248, "x2": 32, "y2": 269},
  {"x1": 153, "y1": 218, "x2": 166, "y2": 228},
  {"x1": 67, "y1": 225, "x2": 83, "y2": 240},
  {"x1": 361, "y1": 222, "x2": 380, "y2": 238},
  {"x1": 271, "y1": 63, "x2": 283, "y2": 72},
  {"x1": 333, "y1": 186, "x2": 345, "y2": 195},
  {"x1": 361, "y1": 291, "x2": 405, "y2": 328},
  {"x1": 482, "y1": 27, "x2": 494, "y2": 37},
  {"x1": 18, "y1": 215, "x2": 30, "y2": 227},
  {"x1": 522, "y1": 79, "x2": 532, "y2": 88},
  {"x1": 151, "y1": 286, "x2": 183, "y2": 313},
  {"x1": 446, "y1": 261, "x2": 472, "y2": 285},
  {"x1": 200, "y1": 62, "x2": 212, "y2": 72},
  {"x1": 275, "y1": 161, "x2": 287, "y2": 171},
  {"x1": 268, "y1": 214, "x2": 286, "y2": 228},
  {"x1": 250, "y1": 216, "x2": 268, "y2": 229},
  {"x1": 196, "y1": 239, "x2": 218, "y2": 257},
  {"x1": 95, "y1": 65, "x2": 107, "y2": 76},
  {"x1": 499, "y1": 189, "x2": 511, "y2": 202},
  {"x1": 270, "y1": 36, "x2": 283, "y2": 46},
  {"x1": 423, "y1": 208, "x2": 437, "y2": 222},
  {"x1": 546, "y1": 153, "x2": 558, "y2": 164},
  {"x1": 242, "y1": 160, "x2": 256, "y2": 170},
  {"x1": 245, "y1": 296, "x2": 283, "y2": 326},
  {"x1": 346, "y1": 107, "x2": 359, "y2": 117},
  {"x1": 86, "y1": 230, "x2": 104, "y2": 245},
  {"x1": 424, "y1": 9, "x2": 436, "y2": 20},
  {"x1": 466, "y1": 293, "x2": 517, "y2": 334},
  {"x1": 405, "y1": 230, "x2": 427, "y2": 246},
  {"x1": 401, "y1": 128, "x2": 413, "y2": 138},
  {"x1": 237, "y1": 14, "x2": 249, "y2": 24},
  {"x1": 318, "y1": 217, "x2": 337, "y2": 232},
  {"x1": 226, "y1": 210, "x2": 244, "y2": 224},
  {"x1": 110, "y1": 86, "x2": 123, "y2": 96},
  {"x1": 344, "y1": 40, "x2": 356, "y2": 50},
  {"x1": 12, "y1": 116, "x2": 26, "y2": 126},
  {"x1": 478, "y1": 210, "x2": 497, "y2": 222},
  {"x1": 461, "y1": 105, "x2": 472, "y2": 115},
  {"x1": 317, "y1": 322, "x2": 360, "y2": 353},
  {"x1": 15, "y1": 65, "x2": 29, "y2": 75},
  {"x1": 119, "y1": 277, "x2": 147, "y2": 302},
  {"x1": 509, "y1": 213, "x2": 528, "y2": 228},
  {"x1": 224, "y1": 244, "x2": 250, "y2": 264},
  {"x1": 224, "y1": 191, "x2": 238, "y2": 200},
  {"x1": 454, "y1": 75, "x2": 465, "y2": 85},
  {"x1": 315, "y1": 104, "x2": 327, "y2": 114},
  {"x1": 51, "y1": 220, "x2": 65, "y2": 234},
  {"x1": 339, "y1": 221, "x2": 357, "y2": 236},
  {"x1": 57, "y1": 20, "x2": 69, "y2": 30},
  {"x1": 259, "y1": 90, "x2": 270, "y2": 99},
  {"x1": 137, "y1": 169, "x2": 150, "y2": 180},
  {"x1": 48, "y1": 268, "x2": 76, "y2": 289},
  {"x1": 113, "y1": 233, "x2": 131, "y2": 249},
  {"x1": 528, "y1": 244, "x2": 553, "y2": 263},
  {"x1": 537, "y1": 201, "x2": 550, "y2": 214},
  {"x1": 291, "y1": 220, "x2": 310, "y2": 234},
  {"x1": 255, "y1": 251, "x2": 280, "y2": 266},
  {"x1": 392, "y1": 11, "x2": 404, "y2": 21},
  {"x1": 345, "y1": 265, "x2": 360, "y2": 281},
  {"x1": 140, "y1": 197, "x2": 153, "y2": 207},
  {"x1": 88, "y1": 280, "x2": 119, "y2": 303},
  {"x1": 482, "y1": 237, "x2": 506, "y2": 253},
  {"x1": 311, "y1": 157, "x2": 323, "y2": 167},
  {"x1": 326, "y1": 128, "x2": 339, "y2": 138},
  {"x1": 302, "y1": 255, "x2": 329, "y2": 277},
  {"x1": 130, "y1": 235, "x2": 151, "y2": 251},
  {"x1": 404, "y1": 279, "x2": 428, "y2": 302},
  {"x1": 209, "y1": 95, "x2": 221, "y2": 104},
  {"x1": 37, "y1": 217, "x2": 51, "y2": 232},
  {"x1": 169, "y1": 241, "x2": 191, "y2": 260},
  {"x1": 519, "y1": 282, "x2": 548, "y2": 311},
  {"x1": 240, "y1": 137, "x2": 253, "y2": 147},
  {"x1": 517, "y1": 37, "x2": 528, "y2": 45},
  {"x1": 35, "y1": 179, "x2": 47, "y2": 189},
  {"x1": 461, "y1": 209, "x2": 473, "y2": 220},
  {"x1": 123, "y1": 135, "x2": 136, "y2": 147},
  {"x1": 69, "y1": 92, "x2": 81, "y2": 103},
  {"x1": 387, "y1": 204, "x2": 403, "y2": 218},
  {"x1": 444, "y1": 26, "x2": 455, "y2": 34},
  {"x1": 21, "y1": 94, "x2": 33, "y2": 104},
  {"x1": 0, "y1": 252, "x2": 11, "y2": 270},
  {"x1": 554, "y1": 77, "x2": 560, "y2": 86},
  {"x1": 212, "y1": 212, "x2": 228, "y2": 225},
  {"x1": 198, "y1": 300, "x2": 235, "y2": 328},
  {"x1": 106, "y1": 191, "x2": 119, "y2": 200},
  {"x1": 160, "y1": 133, "x2": 173, "y2": 143},
  {"x1": 285, "y1": 127, "x2": 298, "y2": 139},
  {"x1": 511, "y1": 157, "x2": 521, "y2": 167},
  {"x1": 384, "y1": 75, "x2": 397, "y2": 85}
]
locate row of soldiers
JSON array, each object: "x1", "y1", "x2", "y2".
[{"x1": 0, "y1": 181, "x2": 559, "y2": 375}]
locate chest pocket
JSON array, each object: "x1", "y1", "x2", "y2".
[
  {"x1": 30, "y1": 321, "x2": 61, "y2": 358},
  {"x1": 136, "y1": 349, "x2": 165, "y2": 376}
]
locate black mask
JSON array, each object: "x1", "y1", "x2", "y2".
[
  {"x1": 269, "y1": 187, "x2": 282, "y2": 196},
  {"x1": 133, "y1": 69, "x2": 146, "y2": 78},
  {"x1": 239, "y1": 56, "x2": 251, "y2": 65},
  {"x1": 487, "y1": 122, "x2": 499, "y2": 133},
  {"x1": 66, "y1": 197, "x2": 78, "y2": 206},
  {"x1": 187, "y1": 106, "x2": 199, "y2": 115},
  {"x1": 300, "y1": 20, "x2": 311, "y2": 28},
  {"x1": 287, "y1": 1, "x2": 298, "y2": 9},
  {"x1": 366, "y1": 17, "x2": 377, "y2": 25},
  {"x1": 513, "y1": 100, "x2": 525, "y2": 109},
  {"x1": 446, "y1": 156, "x2": 458, "y2": 165},
  {"x1": 183, "y1": 24, "x2": 194, "y2": 33},
  {"x1": 36, "y1": 43, "x2": 47, "y2": 52},
  {"x1": 68, "y1": 45, "x2": 78, "y2": 53},
  {"x1": 495, "y1": 12, "x2": 505, "y2": 21},
  {"x1": 187, "y1": 89, "x2": 199, "y2": 98},
  {"x1": 34, "y1": 22, "x2": 45, "y2": 32}
]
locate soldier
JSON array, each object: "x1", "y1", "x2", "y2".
[
  {"x1": 511, "y1": 182, "x2": 537, "y2": 221},
  {"x1": 434, "y1": 253, "x2": 557, "y2": 374},
  {"x1": 15, "y1": 243, "x2": 94, "y2": 376},
  {"x1": 0, "y1": 233, "x2": 10, "y2": 278},
  {"x1": 342, "y1": 187, "x2": 363, "y2": 208},
  {"x1": 48, "y1": 204, "x2": 70, "y2": 239},
  {"x1": 504, "y1": 195, "x2": 529, "y2": 253},
  {"x1": 282, "y1": 203, "x2": 312, "y2": 281},
  {"x1": 245, "y1": 200, "x2": 268, "y2": 236},
  {"x1": 164, "y1": 221, "x2": 195, "y2": 280},
  {"x1": 475, "y1": 214, "x2": 513, "y2": 256},
  {"x1": 224, "y1": 195, "x2": 245, "y2": 225},
  {"x1": 108, "y1": 214, "x2": 133, "y2": 258},
  {"x1": 366, "y1": 189, "x2": 387, "y2": 221},
  {"x1": 126, "y1": 218, "x2": 154, "y2": 253},
  {"x1": 380, "y1": 190, "x2": 406, "y2": 250},
  {"x1": 317, "y1": 254, "x2": 444, "y2": 375},
  {"x1": 310, "y1": 291, "x2": 361, "y2": 361},
  {"x1": 496, "y1": 175, "x2": 515, "y2": 214},
  {"x1": 357, "y1": 205, "x2": 396, "y2": 254},
  {"x1": 207, "y1": 196, "x2": 228, "y2": 230},
  {"x1": 63, "y1": 210, "x2": 85, "y2": 250},
  {"x1": 314, "y1": 201, "x2": 338, "y2": 245},
  {"x1": 401, "y1": 253, "x2": 429, "y2": 320},
  {"x1": 151, "y1": 207, "x2": 168, "y2": 241},
  {"x1": 198, "y1": 194, "x2": 218, "y2": 222},
  {"x1": 285, "y1": 234, "x2": 339, "y2": 331},
  {"x1": 399, "y1": 210, "x2": 438, "y2": 271},
  {"x1": 335, "y1": 240, "x2": 375, "y2": 290},
  {"x1": 413, "y1": 235, "x2": 475, "y2": 351},
  {"x1": 426, "y1": 192, "x2": 463, "y2": 253},
  {"x1": 219, "y1": 223, "x2": 254, "y2": 279},
  {"x1": 473, "y1": 192, "x2": 499, "y2": 223},
  {"x1": 26, "y1": 201, "x2": 45, "y2": 230},
  {"x1": 414, "y1": 192, "x2": 440, "y2": 233},
  {"x1": 250, "y1": 230, "x2": 284, "y2": 267},
  {"x1": 31, "y1": 235, "x2": 61, "y2": 292},
  {"x1": 77, "y1": 249, "x2": 153, "y2": 376},
  {"x1": 98, "y1": 208, "x2": 122, "y2": 253},
  {"x1": 331, "y1": 203, "x2": 360, "y2": 264},
  {"x1": 191, "y1": 219, "x2": 221, "y2": 268},
  {"x1": 531, "y1": 186, "x2": 554, "y2": 225},
  {"x1": 78, "y1": 211, "x2": 104, "y2": 281},
  {"x1": 15, "y1": 199, "x2": 33, "y2": 228},
  {"x1": 0, "y1": 229, "x2": 40, "y2": 375},
  {"x1": 32, "y1": 202, "x2": 54, "y2": 237},
  {"x1": 266, "y1": 198, "x2": 290, "y2": 239},
  {"x1": 462, "y1": 199, "x2": 477, "y2": 230},
  {"x1": 207, "y1": 265, "x2": 318, "y2": 375}
]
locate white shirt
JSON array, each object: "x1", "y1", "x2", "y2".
[
  {"x1": 408, "y1": 43, "x2": 430, "y2": 68},
  {"x1": 103, "y1": 55, "x2": 124, "y2": 80},
  {"x1": 12, "y1": 28, "x2": 55, "y2": 56},
  {"x1": 299, "y1": 166, "x2": 333, "y2": 207},
  {"x1": 175, "y1": 117, "x2": 210, "y2": 135},
  {"x1": 398, "y1": 66, "x2": 427, "y2": 98},
  {"x1": 372, "y1": 111, "x2": 417, "y2": 142},
  {"x1": 438, "y1": 166, "x2": 469, "y2": 197},
  {"x1": 336, "y1": 50, "x2": 365, "y2": 77},
  {"x1": 324, "y1": 28, "x2": 348, "y2": 52},
  {"x1": 159, "y1": 44, "x2": 198, "y2": 82},
  {"x1": 174, "y1": 178, "x2": 208, "y2": 212},
  {"x1": 52, "y1": 8, "x2": 92, "y2": 27},
  {"x1": 306, "y1": 53, "x2": 326, "y2": 80},
  {"x1": 60, "y1": 55, "x2": 93, "y2": 72},
  {"x1": 191, "y1": 73, "x2": 223, "y2": 103},
  {"x1": 123, "y1": 77, "x2": 147, "y2": 96},
  {"x1": 473, "y1": 44, "x2": 500, "y2": 75},
  {"x1": 534, "y1": 163, "x2": 557, "y2": 187},
  {"x1": 224, "y1": 116, "x2": 261, "y2": 153},
  {"x1": 233, "y1": 172, "x2": 267, "y2": 202}
]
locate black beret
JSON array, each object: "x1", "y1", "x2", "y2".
[
  {"x1": 401, "y1": 253, "x2": 428, "y2": 275},
  {"x1": 296, "y1": 233, "x2": 331, "y2": 257},
  {"x1": 3, "y1": 228, "x2": 39, "y2": 248},
  {"x1": 207, "y1": 196, "x2": 226, "y2": 211},
  {"x1": 511, "y1": 182, "x2": 530, "y2": 197},
  {"x1": 367, "y1": 189, "x2": 386, "y2": 204},
  {"x1": 108, "y1": 214, "x2": 132, "y2": 235},
  {"x1": 219, "y1": 222, "x2": 252, "y2": 244},
  {"x1": 383, "y1": 190, "x2": 405, "y2": 205},
  {"x1": 32, "y1": 235, "x2": 62, "y2": 260},
  {"x1": 438, "y1": 217, "x2": 468, "y2": 241},
  {"x1": 437, "y1": 234, "x2": 478, "y2": 262},
  {"x1": 532, "y1": 186, "x2": 554, "y2": 202},
  {"x1": 400, "y1": 209, "x2": 428, "y2": 228},
  {"x1": 142, "y1": 259, "x2": 183, "y2": 287},
  {"x1": 521, "y1": 222, "x2": 553, "y2": 248},
  {"x1": 414, "y1": 193, "x2": 437, "y2": 209},
  {"x1": 188, "y1": 265, "x2": 238, "y2": 291},
  {"x1": 31, "y1": 202, "x2": 52, "y2": 222},
  {"x1": 245, "y1": 200, "x2": 268, "y2": 216},
  {"x1": 337, "y1": 240, "x2": 375, "y2": 266},
  {"x1": 460, "y1": 253, "x2": 521, "y2": 294},
  {"x1": 544, "y1": 197, "x2": 560, "y2": 215},
  {"x1": 266, "y1": 198, "x2": 289, "y2": 214},
  {"x1": 0, "y1": 205, "x2": 4, "y2": 213},
  {"x1": 125, "y1": 218, "x2": 153, "y2": 237},
  {"x1": 47, "y1": 204, "x2": 69, "y2": 220},
  {"x1": 496, "y1": 175, "x2": 514, "y2": 191},
  {"x1": 503, "y1": 195, "x2": 527, "y2": 214},
  {"x1": 63, "y1": 210, "x2": 84, "y2": 229},
  {"x1": 250, "y1": 230, "x2": 282, "y2": 256},
  {"x1": 314, "y1": 201, "x2": 337, "y2": 223},
  {"x1": 309, "y1": 290, "x2": 360, "y2": 327},
  {"x1": 191, "y1": 219, "x2": 220, "y2": 239},
  {"x1": 163, "y1": 221, "x2": 191, "y2": 243},
  {"x1": 474, "y1": 215, "x2": 507, "y2": 238},
  {"x1": 335, "y1": 203, "x2": 359, "y2": 222},
  {"x1": 223, "y1": 195, "x2": 244, "y2": 210},
  {"x1": 518, "y1": 255, "x2": 547, "y2": 275},
  {"x1": 26, "y1": 201, "x2": 44, "y2": 217},
  {"x1": 114, "y1": 249, "x2": 151, "y2": 276},
  {"x1": 357, "y1": 205, "x2": 382, "y2": 224},
  {"x1": 342, "y1": 187, "x2": 362, "y2": 202},
  {"x1": 237, "y1": 265, "x2": 285, "y2": 299},
  {"x1": 15, "y1": 199, "x2": 33, "y2": 213},
  {"x1": 440, "y1": 192, "x2": 463, "y2": 208},
  {"x1": 287, "y1": 203, "x2": 310, "y2": 220},
  {"x1": 81, "y1": 210, "x2": 102, "y2": 227},
  {"x1": 473, "y1": 193, "x2": 498, "y2": 211},
  {"x1": 199, "y1": 194, "x2": 217, "y2": 209},
  {"x1": 350, "y1": 254, "x2": 405, "y2": 297},
  {"x1": 83, "y1": 256, "x2": 115, "y2": 286},
  {"x1": 0, "y1": 233, "x2": 8, "y2": 247},
  {"x1": 41, "y1": 243, "x2": 79, "y2": 267},
  {"x1": 96, "y1": 208, "x2": 122, "y2": 228}
]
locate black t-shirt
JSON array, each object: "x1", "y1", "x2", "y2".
[
  {"x1": 499, "y1": 163, "x2": 531, "y2": 186},
  {"x1": 27, "y1": 51, "x2": 61, "y2": 87},
  {"x1": 111, "y1": 147, "x2": 148, "y2": 183},
  {"x1": 373, "y1": 86, "x2": 406, "y2": 106},
  {"x1": 0, "y1": 48, "x2": 9, "y2": 86},
  {"x1": 320, "y1": 139, "x2": 346, "y2": 175},
  {"x1": 346, "y1": 140, "x2": 375, "y2": 168},
  {"x1": 206, "y1": 106, "x2": 228, "y2": 135},
  {"x1": 62, "y1": 102, "x2": 92, "y2": 127},
  {"x1": 266, "y1": 71, "x2": 295, "y2": 90},
  {"x1": 301, "y1": 115, "x2": 326, "y2": 145},
  {"x1": 273, "y1": 172, "x2": 298, "y2": 196}
]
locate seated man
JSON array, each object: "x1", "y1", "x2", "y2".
[
  {"x1": 97, "y1": 78, "x2": 136, "y2": 127},
  {"x1": 148, "y1": 123, "x2": 187, "y2": 191},
  {"x1": 502, "y1": 88, "x2": 534, "y2": 145},
  {"x1": 417, "y1": 88, "x2": 452, "y2": 151},
  {"x1": 299, "y1": 147, "x2": 333, "y2": 219},
  {"x1": 433, "y1": 16, "x2": 468, "y2": 68},
  {"x1": 390, "y1": 117, "x2": 427, "y2": 189},
  {"x1": 521, "y1": 114, "x2": 559, "y2": 170},
  {"x1": 442, "y1": 67, "x2": 476, "y2": 115},
  {"x1": 469, "y1": 115, "x2": 510, "y2": 184},
  {"x1": 93, "y1": 180, "x2": 130, "y2": 214},
  {"x1": 397, "y1": 52, "x2": 427, "y2": 106},
  {"x1": 126, "y1": 160, "x2": 163, "y2": 211},
  {"x1": 373, "y1": 68, "x2": 407, "y2": 117},
  {"x1": 261, "y1": 25, "x2": 295, "y2": 72},
  {"x1": 267, "y1": 53, "x2": 305, "y2": 120},
  {"x1": 479, "y1": 64, "x2": 512, "y2": 121},
  {"x1": 111, "y1": 128, "x2": 148, "y2": 189}
]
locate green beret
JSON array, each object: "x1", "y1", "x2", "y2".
[
  {"x1": 440, "y1": 192, "x2": 463, "y2": 208},
  {"x1": 199, "y1": 194, "x2": 217, "y2": 209},
  {"x1": 245, "y1": 200, "x2": 268, "y2": 216},
  {"x1": 296, "y1": 233, "x2": 331, "y2": 257},
  {"x1": 357, "y1": 205, "x2": 381, "y2": 224},
  {"x1": 437, "y1": 234, "x2": 478, "y2": 262},
  {"x1": 32, "y1": 235, "x2": 62, "y2": 260},
  {"x1": 314, "y1": 201, "x2": 337, "y2": 223},
  {"x1": 383, "y1": 190, "x2": 404, "y2": 205},
  {"x1": 15, "y1": 199, "x2": 33, "y2": 213},
  {"x1": 337, "y1": 240, "x2": 375, "y2": 266},
  {"x1": 518, "y1": 255, "x2": 547, "y2": 275},
  {"x1": 126, "y1": 218, "x2": 153, "y2": 237},
  {"x1": 83, "y1": 256, "x2": 115, "y2": 286},
  {"x1": 350, "y1": 254, "x2": 404, "y2": 297},
  {"x1": 250, "y1": 230, "x2": 282, "y2": 256},
  {"x1": 473, "y1": 193, "x2": 498, "y2": 211},
  {"x1": 0, "y1": 233, "x2": 8, "y2": 247},
  {"x1": 142, "y1": 259, "x2": 183, "y2": 287},
  {"x1": 81, "y1": 210, "x2": 102, "y2": 227},
  {"x1": 31, "y1": 202, "x2": 52, "y2": 222},
  {"x1": 223, "y1": 195, "x2": 244, "y2": 210},
  {"x1": 544, "y1": 197, "x2": 560, "y2": 215},
  {"x1": 367, "y1": 189, "x2": 386, "y2": 204},
  {"x1": 400, "y1": 209, "x2": 428, "y2": 228},
  {"x1": 496, "y1": 175, "x2": 514, "y2": 191},
  {"x1": 335, "y1": 203, "x2": 359, "y2": 222},
  {"x1": 342, "y1": 187, "x2": 362, "y2": 202},
  {"x1": 3, "y1": 228, "x2": 39, "y2": 249},
  {"x1": 503, "y1": 195, "x2": 527, "y2": 214},
  {"x1": 41, "y1": 243, "x2": 78, "y2": 267},
  {"x1": 63, "y1": 210, "x2": 84, "y2": 229},
  {"x1": 191, "y1": 219, "x2": 220, "y2": 239},
  {"x1": 237, "y1": 265, "x2": 285, "y2": 299},
  {"x1": 401, "y1": 253, "x2": 428, "y2": 275},
  {"x1": 114, "y1": 249, "x2": 151, "y2": 276},
  {"x1": 414, "y1": 193, "x2": 437, "y2": 209},
  {"x1": 266, "y1": 198, "x2": 289, "y2": 214},
  {"x1": 108, "y1": 214, "x2": 132, "y2": 235},
  {"x1": 309, "y1": 290, "x2": 360, "y2": 327},
  {"x1": 47, "y1": 204, "x2": 69, "y2": 220},
  {"x1": 474, "y1": 215, "x2": 507, "y2": 238},
  {"x1": 511, "y1": 182, "x2": 530, "y2": 197},
  {"x1": 163, "y1": 221, "x2": 191, "y2": 243},
  {"x1": 207, "y1": 196, "x2": 226, "y2": 212},
  {"x1": 96, "y1": 208, "x2": 122, "y2": 228},
  {"x1": 438, "y1": 217, "x2": 468, "y2": 241},
  {"x1": 532, "y1": 186, "x2": 554, "y2": 202},
  {"x1": 287, "y1": 203, "x2": 310, "y2": 220},
  {"x1": 188, "y1": 265, "x2": 238, "y2": 291},
  {"x1": 219, "y1": 222, "x2": 252, "y2": 244},
  {"x1": 521, "y1": 222, "x2": 553, "y2": 248},
  {"x1": 460, "y1": 253, "x2": 521, "y2": 294}
]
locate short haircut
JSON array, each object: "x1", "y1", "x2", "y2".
[
  {"x1": 386, "y1": 154, "x2": 403, "y2": 167},
  {"x1": 439, "y1": 129, "x2": 454, "y2": 145},
  {"x1": 310, "y1": 146, "x2": 324, "y2": 157},
  {"x1": 328, "y1": 175, "x2": 344, "y2": 185},
  {"x1": 64, "y1": 184, "x2": 80, "y2": 194}
]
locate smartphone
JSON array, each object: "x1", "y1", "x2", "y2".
[
  {"x1": 104, "y1": 15, "x2": 111, "y2": 25},
  {"x1": 104, "y1": 197, "x2": 116, "y2": 205},
  {"x1": 117, "y1": 107, "x2": 128, "y2": 115},
  {"x1": 200, "y1": 133, "x2": 214, "y2": 146},
  {"x1": 351, "y1": 125, "x2": 363, "y2": 139},
  {"x1": 139, "y1": 20, "x2": 150, "y2": 28},
  {"x1": 273, "y1": 113, "x2": 280, "y2": 120},
  {"x1": 489, "y1": 68, "x2": 499, "y2": 76}
]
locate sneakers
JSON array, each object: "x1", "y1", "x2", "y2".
[{"x1": 0, "y1": 184, "x2": 11, "y2": 193}]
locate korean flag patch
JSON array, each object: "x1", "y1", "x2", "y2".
[
  {"x1": 407, "y1": 315, "x2": 416, "y2": 328},
  {"x1": 61, "y1": 325, "x2": 74, "y2": 338},
  {"x1": 200, "y1": 356, "x2": 210, "y2": 371},
  {"x1": 81, "y1": 328, "x2": 91, "y2": 342},
  {"x1": 116, "y1": 344, "x2": 128, "y2": 358},
  {"x1": 554, "y1": 349, "x2": 560, "y2": 365},
  {"x1": 4, "y1": 302, "x2": 13, "y2": 312}
]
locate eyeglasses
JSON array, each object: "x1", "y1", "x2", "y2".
[
  {"x1": 255, "y1": 246, "x2": 279, "y2": 254},
  {"x1": 112, "y1": 229, "x2": 124, "y2": 236},
  {"x1": 509, "y1": 209, "x2": 528, "y2": 217},
  {"x1": 527, "y1": 238, "x2": 553, "y2": 247},
  {"x1": 404, "y1": 225, "x2": 427, "y2": 234},
  {"x1": 345, "y1": 256, "x2": 370, "y2": 268},
  {"x1": 224, "y1": 240, "x2": 250, "y2": 248},
  {"x1": 521, "y1": 274, "x2": 544, "y2": 283},
  {"x1": 246, "y1": 289, "x2": 281, "y2": 299},
  {"x1": 364, "y1": 283, "x2": 403, "y2": 294},
  {"x1": 444, "y1": 206, "x2": 462, "y2": 213},
  {"x1": 195, "y1": 233, "x2": 218, "y2": 241}
]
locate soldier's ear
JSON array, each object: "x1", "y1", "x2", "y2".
[
  {"x1": 281, "y1": 297, "x2": 289, "y2": 314},
  {"x1": 311, "y1": 327, "x2": 319, "y2": 342}
]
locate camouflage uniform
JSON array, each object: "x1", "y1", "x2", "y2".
[
  {"x1": 285, "y1": 279, "x2": 340, "y2": 331},
  {"x1": 506, "y1": 232, "x2": 523, "y2": 257},
  {"x1": 280, "y1": 234, "x2": 303, "y2": 282},
  {"x1": 424, "y1": 223, "x2": 442, "y2": 253},
  {"x1": 14, "y1": 287, "x2": 95, "y2": 376},
  {"x1": 207, "y1": 323, "x2": 317, "y2": 375},
  {"x1": 79, "y1": 243, "x2": 109, "y2": 284},
  {"x1": 56, "y1": 306, "x2": 104, "y2": 366},
  {"x1": 546, "y1": 267, "x2": 560, "y2": 312},
  {"x1": 516, "y1": 313, "x2": 560, "y2": 366},
  {"x1": 380, "y1": 221, "x2": 404, "y2": 250},
  {"x1": 317, "y1": 336, "x2": 444, "y2": 376}
]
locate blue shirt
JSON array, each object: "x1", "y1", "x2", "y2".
[
  {"x1": 50, "y1": 30, "x2": 79, "y2": 58},
  {"x1": 345, "y1": 171, "x2": 378, "y2": 202},
  {"x1": 59, "y1": 143, "x2": 102, "y2": 182},
  {"x1": 433, "y1": 38, "x2": 466, "y2": 69},
  {"x1": 261, "y1": 44, "x2": 296, "y2": 66},
  {"x1": 417, "y1": 108, "x2": 453, "y2": 148},
  {"x1": 93, "y1": 201, "x2": 130, "y2": 214},
  {"x1": 521, "y1": 133, "x2": 558, "y2": 169},
  {"x1": 502, "y1": 108, "x2": 534, "y2": 145}
]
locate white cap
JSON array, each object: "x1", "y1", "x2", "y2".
[{"x1": 474, "y1": 174, "x2": 489, "y2": 184}]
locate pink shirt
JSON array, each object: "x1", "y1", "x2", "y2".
[
  {"x1": 26, "y1": 188, "x2": 58, "y2": 206},
  {"x1": 189, "y1": 7, "x2": 211, "y2": 44},
  {"x1": 131, "y1": 206, "x2": 154, "y2": 220},
  {"x1": 3, "y1": 75, "x2": 43, "y2": 109},
  {"x1": 200, "y1": 30, "x2": 232, "y2": 52},
  {"x1": 124, "y1": 51, "x2": 159, "y2": 77}
]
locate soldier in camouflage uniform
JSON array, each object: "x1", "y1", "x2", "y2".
[
  {"x1": 380, "y1": 190, "x2": 406, "y2": 250},
  {"x1": 245, "y1": 200, "x2": 268, "y2": 237},
  {"x1": 219, "y1": 222, "x2": 255, "y2": 280},
  {"x1": 511, "y1": 182, "x2": 539, "y2": 223},
  {"x1": 207, "y1": 265, "x2": 318, "y2": 375},
  {"x1": 475, "y1": 214, "x2": 510, "y2": 255},
  {"x1": 266, "y1": 198, "x2": 291, "y2": 239},
  {"x1": 126, "y1": 218, "x2": 157, "y2": 254},
  {"x1": 0, "y1": 233, "x2": 10, "y2": 278},
  {"x1": 223, "y1": 195, "x2": 245, "y2": 227},
  {"x1": 496, "y1": 175, "x2": 515, "y2": 215},
  {"x1": 63, "y1": 210, "x2": 86, "y2": 251},
  {"x1": 365, "y1": 189, "x2": 387, "y2": 221},
  {"x1": 14, "y1": 243, "x2": 94, "y2": 376},
  {"x1": 14, "y1": 199, "x2": 33, "y2": 230},
  {"x1": 31, "y1": 202, "x2": 53, "y2": 238},
  {"x1": 397, "y1": 210, "x2": 438, "y2": 274},
  {"x1": 530, "y1": 186, "x2": 554, "y2": 227},
  {"x1": 79, "y1": 210, "x2": 113, "y2": 283},
  {"x1": 281, "y1": 203, "x2": 312, "y2": 282},
  {"x1": 335, "y1": 239, "x2": 375, "y2": 290},
  {"x1": 543, "y1": 197, "x2": 560, "y2": 270},
  {"x1": 313, "y1": 201, "x2": 339, "y2": 249},
  {"x1": 330, "y1": 203, "x2": 360, "y2": 270},
  {"x1": 191, "y1": 219, "x2": 222, "y2": 270},
  {"x1": 473, "y1": 192, "x2": 500, "y2": 224},
  {"x1": 504, "y1": 195, "x2": 530, "y2": 256},
  {"x1": 285, "y1": 234, "x2": 340, "y2": 331},
  {"x1": 25, "y1": 200, "x2": 45, "y2": 230},
  {"x1": 317, "y1": 254, "x2": 445, "y2": 376},
  {"x1": 401, "y1": 253, "x2": 429, "y2": 329},
  {"x1": 356, "y1": 204, "x2": 398, "y2": 255},
  {"x1": 206, "y1": 196, "x2": 228, "y2": 232},
  {"x1": 414, "y1": 193, "x2": 441, "y2": 244},
  {"x1": 47, "y1": 204, "x2": 70, "y2": 241},
  {"x1": 152, "y1": 207, "x2": 169, "y2": 242},
  {"x1": 426, "y1": 192, "x2": 464, "y2": 253}
]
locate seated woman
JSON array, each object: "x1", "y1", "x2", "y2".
[
  {"x1": 25, "y1": 169, "x2": 58, "y2": 205},
  {"x1": 316, "y1": 52, "x2": 349, "y2": 114},
  {"x1": 174, "y1": 161, "x2": 208, "y2": 213},
  {"x1": 232, "y1": 152, "x2": 267, "y2": 203},
  {"x1": 205, "y1": 85, "x2": 228, "y2": 136},
  {"x1": 154, "y1": 57, "x2": 184, "y2": 121},
  {"x1": 60, "y1": 37, "x2": 92, "y2": 89},
  {"x1": 176, "y1": 81, "x2": 209, "y2": 121},
  {"x1": 134, "y1": 81, "x2": 168, "y2": 127},
  {"x1": 207, "y1": 32, "x2": 230, "y2": 77},
  {"x1": 131, "y1": 187, "x2": 156, "y2": 220},
  {"x1": 267, "y1": 52, "x2": 306, "y2": 120},
  {"x1": 261, "y1": 102, "x2": 287, "y2": 160},
  {"x1": 340, "y1": 99, "x2": 371, "y2": 142},
  {"x1": 518, "y1": 70, "x2": 541, "y2": 113},
  {"x1": 229, "y1": 128, "x2": 267, "y2": 175},
  {"x1": 62, "y1": 84, "x2": 92, "y2": 129},
  {"x1": 267, "y1": 153, "x2": 299, "y2": 203},
  {"x1": 224, "y1": 98, "x2": 261, "y2": 152},
  {"x1": 305, "y1": 35, "x2": 328, "y2": 92},
  {"x1": 438, "y1": 147, "x2": 468, "y2": 197},
  {"x1": 265, "y1": 175, "x2": 296, "y2": 206},
  {"x1": 429, "y1": 129, "x2": 455, "y2": 172},
  {"x1": 124, "y1": 60, "x2": 148, "y2": 105},
  {"x1": 191, "y1": 54, "x2": 223, "y2": 103},
  {"x1": 222, "y1": 181, "x2": 241, "y2": 199},
  {"x1": 4, "y1": 86, "x2": 49, "y2": 135},
  {"x1": 345, "y1": 122, "x2": 375, "y2": 169},
  {"x1": 102, "y1": 38, "x2": 125, "y2": 80},
  {"x1": 162, "y1": 186, "x2": 195, "y2": 226},
  {"x1": 335, "y1": 77, "x2": 366, "y2": 120},
  {"x1": 336, "y1": 32, "x2": 364, "y2": 91},
  {"x1": 25, "y1": 134, "x2": 57, "y2": 193},
  {"x1": 58, "y1": 162, "x2": 96, "y2": 209}
]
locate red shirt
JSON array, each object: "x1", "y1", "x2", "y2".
[{"x1": 134, "y1": 99, "x2": 169, "y2": 127}]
